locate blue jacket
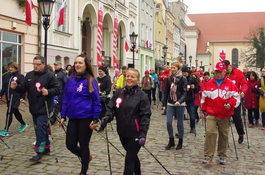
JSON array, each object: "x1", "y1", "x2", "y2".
[
  {"x1": 61, "y1": 76, "x2": 101, "y2": 119},
  {"x1": 150, "y1": 73, "x2": 158, "y2": 88}
]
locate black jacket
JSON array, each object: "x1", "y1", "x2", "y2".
[
  {"x1": 163, "y1": 75, "x2": 187, "y2": 107},
  {"x1": 0, "y1": 71, "x2": 25, "y2": 108},
  {"x1": 54, "y1": 68, "x2": 67, "y2": 94},
  {"x1": 15, "y1": 66, "x2": 60, "y2": 116},
  {"x1": 97, "y1": 75, "x2": 112, "y2": 96},
  {"x1": 105, "y1": 85, "x2": 151, "y2": 138},
  {"x1": 185, "y1": 75, "x2": 200, "y2": 103}
]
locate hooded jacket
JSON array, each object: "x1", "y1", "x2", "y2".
[
  {"x1": 226, "y1": 66, "x2": 248, "y2": 94},
  {"x1": 245, "y1": 79, "x2": 259, "y2": 109},
  {"x1": 105, "y1": 85, "x2": 151, "y2": 138},
  {"x1": 15, "y1": 66, "x2": 60, "y2": 116}
]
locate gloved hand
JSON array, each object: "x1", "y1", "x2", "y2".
[
  {"x1": 101, "y1": 117, "x2": 108, "y2": 128},
  {"x1": 138, "y1": 138, "x2": 146, "y2": 146}
]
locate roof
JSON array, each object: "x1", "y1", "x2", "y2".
[{"x1": 187, "y1": 12, "x2": 265, "y2": 53}]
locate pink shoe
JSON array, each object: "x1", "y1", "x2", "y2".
[
  {"x1": 261, "y1": 126, "x2": 265, "y2": 130},
  {"x1": 249, "y1": 124, "x2": 253, "y2": 128}
]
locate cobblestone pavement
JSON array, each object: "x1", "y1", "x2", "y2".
[{"x1": 0, "y1": 102, "x2": 265, "y2": 175}]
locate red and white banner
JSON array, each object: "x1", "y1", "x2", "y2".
[
  {"x1": 145, "y1": 40, "x2": 149, "y2": 48},
  {"x1": 112, "y1": 11, "x2": 118, "y2": 69},
  {"x1": 219, "y1": 48, "x2": 226, "y2": 61},
  {"x1": 56, "y1": 0, "x2": 66, "y2": 27},
  {"x1": 125, "y1": 37, "x2": 130, "y2": 52},
  {"x1": 96, "y1": 1, "x2": 103, "y2": 67},
  {"x1": 25, "y1": 0, "x2": 34, "y2": 26}
]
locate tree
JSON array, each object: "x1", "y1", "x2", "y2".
[{"x1": 243, "y1": 27, "x2": 265, "y2": 68}]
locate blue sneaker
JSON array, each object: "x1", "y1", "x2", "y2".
[
  {"x1": 18, "y1": 124, "x2": 28, "y2": 132},
  {"x1": 0, "y1": 129, "x2": 9, "y2": 136}
]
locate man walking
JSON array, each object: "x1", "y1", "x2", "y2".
[
  {"x1": 201, "y1": 62, "x2": 240, "y2": 165},
  {"x1": 11, "y1": 56, "x2": 60, "y2": 161},
  {"x1": 50, "y1": 61, "x2": 67, "y2": 125},
  {"x1": 222, "y1": 60, "x2": 247, "y2": 143}
]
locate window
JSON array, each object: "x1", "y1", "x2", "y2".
[
  {"x1": 55, "y1": 0, "x2": 68, "y2": 32},
  {"x1": 0, "y1": 31, "x2": 22, "y2": 87},
  {"x1": 130, "y1": 22, "x2": 134, "y2": 34},
  {"x1": 232, "y1": 48, "x2": 238, "y2": 68}
]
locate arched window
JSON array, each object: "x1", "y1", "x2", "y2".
[{"x1": 232, "y1": 48, "x2": 238, "y2": 68}]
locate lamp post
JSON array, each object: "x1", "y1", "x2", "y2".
[
  {"x1": 163, "y1": 45, "x2": 168, "y2": 65},
  {"x1": 129, "y1": 32, "x2": 138, "y2": 68},
  {"x1": 195, "y1": 58, "x2": 198, "y2": 70},
  {"x1": 189, "y1": 55, "x2": 192, "y2": 68},
  {"x1": 200, "y1": 61, "x2": 203, "y2": 67},
  {"x1": 179, "y1": 52, "x2": 183, "y2": 64},
  {"x1": 38, "y1": 0, "x2": 56, "y2": 65}
]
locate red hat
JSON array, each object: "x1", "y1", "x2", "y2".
[
  {"x1": 145, "y1": 70, "x2": 149, "y2": 74},
  {"x1": 214, "y1": 62, "x2": 226, "y2": 72}
]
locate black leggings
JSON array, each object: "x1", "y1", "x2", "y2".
[
  {"x1": 119, "y1": 136, "x2": 141, "y2": 175},
  {"x1": 5, "y1": 107, "x2": 26, "y2": 130},
  {"x1": 66, "y1": 118, "x2": 93, "y2": 175},
  {"x1": 248, "y1": 108, "x2": 260, "y2": 125}
]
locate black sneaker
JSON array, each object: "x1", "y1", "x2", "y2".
[
  {"x1": 42, "y1": 148, "x2": 50, "y2": 156},
  {"x1": 30, "y1": 153, "x2": 42, "y2": 162},
  {"x1": 238, "y1": 135, "x2": 244, "y2": 144}
]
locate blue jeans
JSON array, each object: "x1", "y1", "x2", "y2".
[
  {"x1": 186, "y1": 101, "x2": 195, "y2": 130},
  {"x1": 32, "y1": 115, "x2": 50, "y2": 153},
  {"x1": 166, "y1": 105, "x2": 185, "y2": 139}
]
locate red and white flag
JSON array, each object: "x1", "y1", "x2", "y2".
[
  {"x1": 25, "y1": 0, "x2": 34, "y2": 26},
  {"x1": 56, "y1": 0, "x2": 66, "y2": 27},
  {"x1": 219, "y1": 48, "x2": 226, "y2": 61},
  {"x1": 112, "y1": 11, "x2": 118, "y2": 69},
  {"x1": 135, "y1": 42, "x2": 139, "y2": 53},
  {"x1": 145, "y1": 40, "x2": 149, "y2": 48},
  {"x1": 125, "y1": 37, "x2": 130, "y2": 52},
  {"x1": 96, "y1": 1, "x2": 103, "y2": 67}
]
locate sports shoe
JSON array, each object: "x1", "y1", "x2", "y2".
[
  {"x1": 255, "y1": 120, "x2": 259, "y2": 125},
  {"x1": 29, "y1": 153, "x2": 42, "y2": 162},
  {"x1": 202, "y1": 158, "x2": 212, "y2": 165},
  {"x1": 219, "y1": 158, "x2": 226, "y2": 165},
  {"x1": 238, "y1": 135, "x2": 244, "y2": 144},
  {"x1": 190, "y1": 128, "x2": 195, "y2": 133},
  {"x1": 42, "y1": 148, "x2": 51, "y2": 156},
  {"x1": 261, "y1": 126, "x2": 265, "y2": 130},
  {"x1": 248, "y1": 124, "x2": 253, "y2": 128},
  {"x1": 0, "y1": 129, "x2": 9, "y2": 136},
  {"x1": 18, "y1": 123, "x2": 28, "y2": 132}
]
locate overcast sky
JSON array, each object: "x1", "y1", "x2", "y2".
[{"x1": 185, "y1": 0, "x2": 265, "y2": 14}]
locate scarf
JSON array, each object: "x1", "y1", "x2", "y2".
[
  {"x1": 98, "y1": 74, "x2": 106, "y2": 79},
  {"x1": 144, "y1": 76, "x2": 149, "y2": 87},
  {"x1": 74, "y1": 72, "x2": 87, "y2": 81},
  {"x1": 170, "y1": 70, "x2": 182, "y2": 102}
]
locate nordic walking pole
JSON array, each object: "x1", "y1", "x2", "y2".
[
  {"x1": 105, "y1": 125, "x2": 112, "y2": 175},
  {"x1": 227, "y1": 108, "x2": 238, "y2": 160},
  {"x1": 45, "y1": 99, "x2": 59, "y2": 163},
  {"x1": 135, "y1": 139, "x2": 171, "y2": 175},
  {"x1": 242, "y1": 112, "x2": 250, "y2": 149},
  {"x1": 95, "y1": 129, "x2": 125, "y2": 156},
  {"x1": 192, "y1": 90, "x2": 196, "y2": 137}
]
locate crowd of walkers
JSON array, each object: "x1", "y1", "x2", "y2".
[{"x1": 2, "y1": 54, "x2": 265, "y2": 174}]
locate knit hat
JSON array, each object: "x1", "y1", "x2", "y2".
[
  {"x1": 145, "y1": 70, "x2": 149, "y2": 74},
  {"x1": 98, "y1": 66, "x2": 107, "y2": 73},
  {"x1": 115, "y1": 69, "x2": 120, "y2": 73},
  {"x1": 181, "y1": 65, "x2": 189, "y2": 73}
]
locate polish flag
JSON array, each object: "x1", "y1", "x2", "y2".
[
  {"x1": 56, "y1": 0, "x2": 66, "y2": 27},
  {"x1": 135, "y1": 42, "x2": 139, "y2": 53},
  {"x1": 25, "y1": 0, "x2": 34, "y2": 26},
  {"x1": 145, "y1": 40, "x2": 149, "y2": 48},
  {"x1": 125, "y1": 37, "x2": 130, "y2": 52}
]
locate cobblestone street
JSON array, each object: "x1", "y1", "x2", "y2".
[{"x1": 0, "y1": 103, "x2": 265, "y2": 175}]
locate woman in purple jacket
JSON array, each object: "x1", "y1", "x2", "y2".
[{"x1": 60, "y1": 55, "x2": 101, "y2": 175}]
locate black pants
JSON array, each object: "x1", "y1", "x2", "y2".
[
  {"x1": 143, "y1": 89, "x2": 151, "y2": 104},
  {"x1": 99, "y1": 98, "x2": 110, "y2": 120},
  {"x1": 151, "y1": 87, "x2": 156, "y2": 102},
  {"x1": 247, "y1": 108, "x2": 260, "y2": 125},
  {"x1": 66, "y1": 118, "x2": 93, "y2": 174},
  {"x1": 232, "y1": 103, "x2": 245, "y2": 135},
  {"x1": 119, "y1": 136, "x2": 141, "y2": 175},
  {"x1": 5, "y1": 106, "x2": 25, "y2": 130}
]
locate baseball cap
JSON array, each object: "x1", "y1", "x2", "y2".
[
  {"x1": 54, "y1": 61, "x2": 62, "y2": 65},
  {"x1": 191, "y1": 65, "x2": 196, "y2": 68},
  {"x1": 214, "y1": 62, "x2": 226, "y2": 71}
]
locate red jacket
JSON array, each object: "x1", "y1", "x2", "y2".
[
  {"x1": 226, "y1": 66, "x2": 248, "y2": 94},
  {"x1": 201, "y1": 76, "x2": 240, "y2": 119},
  {"x1": 158, "y1": 70, "x2": 170, "y2": 91},
  {"x1": 201, "y1": 78, "x2": 211, "y2": 91},
  {"x1": 195, "y1": 82, "x2": 204, "y2": 106},
  {"x1": 245, "y1": 79, "x2": 259, "y2": 110}
]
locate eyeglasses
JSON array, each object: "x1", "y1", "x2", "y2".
[{"x1": 32, "y1": 63, "x2": 42, "y2": 66}]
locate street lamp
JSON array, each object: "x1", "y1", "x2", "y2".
[
  {"x1": 200, "y1": 61, "x2": 203, "y2": 67},
  {"x1": 195, "y1": 58, "x2": 198, "y2": 70},
  {"x1": 163, "y1": 45, "x2": 168, "y2": 65},
  {"x1": 179, "y1": 52, "x2": 183, "y2": 64},
  {"x1": 189, "y1": 55, "x2": 192, "y2": 68},
  {"x1": 129, "y1": 32, "x2": 138, "y2": 68},
  {"x1": 38, "y1": 0, "x2": 56, "y2": 65}
]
